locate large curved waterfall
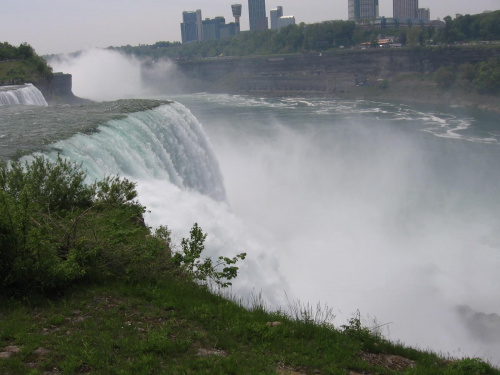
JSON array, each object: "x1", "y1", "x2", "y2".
[
  {"x1": 42, "y1": 101, "x2": 226, "y2": 201},
  {"x1": 0, "y1": 84, "x2": 48, "y2": 106}
]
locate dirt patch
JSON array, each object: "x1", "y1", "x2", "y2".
[{"x1": 360, "y1": 351, "x2": 415, "y2": 371}]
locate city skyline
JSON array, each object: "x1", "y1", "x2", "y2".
[{"x1": 0, "y1": 0, "x2": 497, "y2": 55}]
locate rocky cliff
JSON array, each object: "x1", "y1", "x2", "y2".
[{"x1": 148, "y1": 47, "x2": 500, "y2": 97}]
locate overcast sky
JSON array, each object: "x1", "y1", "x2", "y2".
[{"x1": 1, "y1": 0, "x2": 498, "y2": 55}]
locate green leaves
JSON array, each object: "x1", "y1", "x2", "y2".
[
  {"x1": 173, "y1": 223, "x2": 246, "y2": 288},
  {"x1": 0, "y1": 156, "x2": 147, "y2": 295}
]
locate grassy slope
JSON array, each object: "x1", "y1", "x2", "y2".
[
  {"x1": 0, "y1": 60, "x2": 47, "y2": 85},
  {"x1": 1, "y1": 279, "x2": 498, "y2": 375}
]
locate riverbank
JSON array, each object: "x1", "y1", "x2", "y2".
[{"x1": 338, "y1": 73, "x2": 500, "y2": 113}]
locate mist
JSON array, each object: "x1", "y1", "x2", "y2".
[
  {"x1": 48, "y1": 51, "x2": 500, "y2": 365},
  {"x1": 47, "y1": 49, "x2": 181, "y2": 101},
  {"x1": 191, "y1": 98, "x2": 500, "y2": 364}
]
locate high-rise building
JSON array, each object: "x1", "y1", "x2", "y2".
[
  {"x1": 393, "y1": 0, "x2": 418, "y2": 19},
  {"x1": 417, "y1": 7, "x2": 430, "y2": 20},
  {"x1": 202, "y1": 17, "x2": 226, "y2": 41},
  {"x1": 348, "y1": 0, "x2": 379, "y2": 21},
  {"x1": 181, "y1": 10, "x2": 203, "y2": 43},
  {"x1": 270, "y1": 6, "x2": 283, "y2": 30},
  {"x1": 278, "y1": 15, "x2": 295, "y2": 29},
  {"x1": 248, "y1": 0, "x2": 268, "y2": 31}
]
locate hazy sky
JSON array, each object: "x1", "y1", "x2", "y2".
[{"x1": 1, "y1": 0, "x2": 498, "y2": 55}]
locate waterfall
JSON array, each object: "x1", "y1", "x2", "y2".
[
  {"x1": 42, "y1": 102, "x2": 226, "y2": 201},
  {"x1": 0, "y1": 84, "x2": 48, "y2": 106}
]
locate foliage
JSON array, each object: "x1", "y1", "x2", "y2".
[
  {"x1": 0, "y1": 156, "x2": 145, "y2": 294},
  {"x1": 432, "y1": 59, "x2": 500, "y2": 95},
  {"x1": 0, "y1": 42, "x2": 52, "y2": 84},
  {"x1": 474, "y1": 58, "x2": 500, "y2": 94},
  {"x1": 434, "y1": 66, "x2": 456, "y2": 88},
  {"x1": 172, "y1": 223, "x2": 246, "y2": 288},
  {"x1": 0, "y1": 156, "x2": 246, "y2": 296},
  {"x1": 435, "y1": 10, "x2": 500, "y2": 43},
  {"x1": 446, "y1": 357, "x2": 498, "y2": 375},
  {"x1": 340, "y1": 310, "x2": 377, "y2": 343}
]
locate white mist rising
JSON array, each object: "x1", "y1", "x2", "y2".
[
  {"x1": 47, "y1": 49, "x2": 179, "y2": 101},
  {"x1": 193, "y1": 99, "x2": 500, "y2": 365}
]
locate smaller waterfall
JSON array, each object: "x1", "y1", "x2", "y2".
[{"x1": 0, "y1": 84, "x2": 48, "y2": 106}]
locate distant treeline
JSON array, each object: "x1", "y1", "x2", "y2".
[
  {"x1": 439, "y1": 11, "x2": 500, "y2": 43},
  {"x1": 0, "y1": 42, "x2": 52, "y2": 84},
  {"x1": 109, "y1": 11, "x2": 500, "y2": 60}
]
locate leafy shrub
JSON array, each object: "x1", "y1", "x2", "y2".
[
  {"x1": 0, "y1": 156, "x2": 147, "y2": 294},
  {"x1": 474, "y1": 58, "x2": 500, "y2": 95},
  {"x1": 172, "y1": 223, "x2": 246, "y2": 288},
  {"x1": 0, "y1": 156, "x2": 246, "y2": 296}
]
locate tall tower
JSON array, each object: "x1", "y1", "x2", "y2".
[
  {"x1": 393, "y1": 0, "x2": 418, "y2": 19},
  {"x1": 348, "y1": 0, "x2": 378, "y2": 20},
  {"x1": 232, "y1": 4, "x2": 242, "y2": 32},
  {"x1": 248, "y1": 0, "x2": 268, "y2": 31}
]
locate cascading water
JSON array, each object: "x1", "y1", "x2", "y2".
[
  {"x1": 0, "y1": 83, "x2": 48, "y2": 106},
  {"x1": 42, "y1": 102, "x2": 225, "y2": 201}
]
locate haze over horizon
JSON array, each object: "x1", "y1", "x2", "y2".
[{"x1": 1, "y1": 0, "x2": 498, "y2": 55}]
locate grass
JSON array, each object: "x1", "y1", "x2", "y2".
[
  {"x1": 0, "y1": 60, "x2": 42, "y2": 84},
  {"x1": 1, "y1": 279, "x2": 498, "y2": 375}
]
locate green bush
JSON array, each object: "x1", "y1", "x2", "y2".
[
  {"x1": 0, "y1": 156, "x2": 246, "y2": 296},
  {"x1": 474, "y1": 58, "x2": 500, "y2": 95},
  {"x1": 0, "y1": 156, "x2": 148, "y2": 294},
  {"x1": 172, "y1": 223, "x2": 246, "y2": 288}
]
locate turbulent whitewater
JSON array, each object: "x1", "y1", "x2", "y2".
[
  {"x1": 0, "y1": 84, "x2": 48, "y2": 106},
  {"x1": 2, "y1": 93, "x2": 500, "y2": 365}
]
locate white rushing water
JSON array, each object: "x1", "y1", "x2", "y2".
[
  {"x1": 34, "y1": 94, "x2": 500, "y2": 366},
  {"x1": 0, "y1": 84, "x2": 48, "y2": 106}
]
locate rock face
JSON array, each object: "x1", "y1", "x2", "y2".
[
  {"x1": 150, "y1": 47, "x2": 500, "y2": 96},
  {"x1": 34, "y1": 73, "x2": 92, "y2": 104}
]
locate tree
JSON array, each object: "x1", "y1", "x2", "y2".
[{"x1": 434, "y1": 66, "x2": 456, "y2": 88}]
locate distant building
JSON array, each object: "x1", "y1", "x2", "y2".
[
  {"x1": 248, "y1": 0, "x2": 268, "y2": 31},
  {"x1": 393, "y1": 0, "x2": 418, "y2": 19},
  {"x1": 373, "y1": 16, "x2": 442, "y2": 30},
  {"x1": 417, "y1": 8, "x2": 430, "y2": 21},
  {"x1": 270, "y1": 6, "x2": 295, "y2": 30},
  {"x1": 348, "y1": 0, "x2": 379, "y2": 21},
  {"x1": 278, "y1": 15, "x2": 295, "y2": 29},
  {"x1": 270, "y1": 6, "x2": 283, "y2": 30},
  {"x1": 181, "y1": 10, "x2": 203, "y2": 43},
  {"x1": 231, "y1": 4, "x2": 242, "y2": 33},
  {"x1": 220, "y1": 22, "x2": 239, "y2": 39},
  {"x1": 202, "y1": 17, "x2": 225, "y2": 41},
  {"x1": 201, "y1": 16, "x2": 239, "y2": 41}
]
